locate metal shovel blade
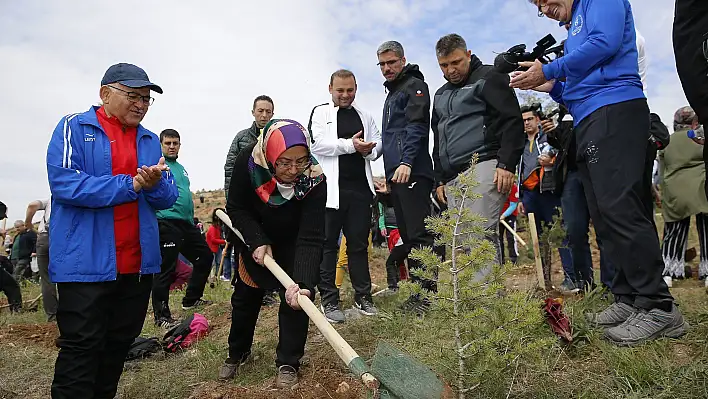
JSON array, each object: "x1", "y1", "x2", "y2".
[{"x1": 369, "y1": 341, "x2": 449, "y2": 399}]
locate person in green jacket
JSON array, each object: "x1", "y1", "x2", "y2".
[
  {"x1": 659, "y1": 106, "x2": 708, "y2": 288},
  {"x1": 152, "y1": 129, "x2": 214, "y2": 328}
]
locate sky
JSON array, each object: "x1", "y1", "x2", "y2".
[{"x1": 0, "y1": 0, "x2": 685, "y2": 224}]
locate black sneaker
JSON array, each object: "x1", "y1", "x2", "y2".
[
  {"x1": 401, "y1": 294, "x2": 431, "y2": 316},
  {"x1": 262, "y1": 291, "x2": 279, "y2": 307},
  {"x1": 400, "y1": 293, "x2": 421, "y2": 312},
  {"x1": 155, "y1": 317, "x2": 180, "y2": 329},
  {"x1": 354, "y1": 297, "x2": 378, "y2": 316},
  {"x1": 182, "y1": 299, "x2": 213, "y2": 310}
]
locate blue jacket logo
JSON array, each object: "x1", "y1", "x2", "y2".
[
  {"x1": 572, "y1": 14, "x2": 583, "y2": 36},
  {"x1": 84, "y1": 133, "x2": 95, "y2": 142}
]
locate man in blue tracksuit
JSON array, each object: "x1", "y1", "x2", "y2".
[
  {"x1": 513, "y1": 0, "x2": 687, "y2": 346},
  {"x1": 47, "y1": 63, "x2": 178, "y2": 398},
  {"x1": 376, "y1": 40, "x2": 436, "y2": 314}
]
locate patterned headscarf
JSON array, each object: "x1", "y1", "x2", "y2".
[
  {"x1": 249, "y1": 119, "x2": 325, "y2": 207},
  {"x1": 673, "y1": 106, "x2": 697, "y2": 131}
]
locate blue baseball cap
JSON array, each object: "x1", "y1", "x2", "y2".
[{"x1": 101, "y1": 63, "x2": 163, "y2": 94}]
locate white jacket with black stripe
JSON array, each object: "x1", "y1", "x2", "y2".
[{"x1": 308, "y1": 101, "x2": 383, "y2": 210}]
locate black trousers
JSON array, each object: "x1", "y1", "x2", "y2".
[
  {"x1": 390, "y1": 177, "x2": 436, "y2": 291},
  {"x1": 318, "y1": 189, "x2": 373, "y2": 305},
  {"x1": 0, "y1": 266, "x2": 22, "y2": 312},
  {"x1": 152, "y1": 219, "x2": 213, "y2": 319},
  {"x1": 228, "y1": 279, "x2": 309, "y2": 369},
  {"x1": 575, "y1": 99, "x2": 673, "y2": 311},
  {"x1": 499, "y1": 216, "x2": 518, "y2": 264},
  {"x1": 52, "y1": 274, "x2": 153, "y2": 399},
  {"x1": 674, "y1": 0, "x2": 708, "y2": 198},
  {"x1": 385, "y1": 244, "x2": 407, "y2": 289}
]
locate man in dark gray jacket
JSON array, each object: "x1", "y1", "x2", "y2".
[
  {"x1": 432, "y1": 34, "x2": 524, "y2": 277},
  {"x1": 223, "y1": 95, "x2": 277, "y2": 306},
  {"x1": 224, "y1": 95, "x2": 274, "y2": 198}
]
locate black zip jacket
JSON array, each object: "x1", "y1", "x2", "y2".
[
  {"x1": 381, "y1": 64, "x2": 434, "y2": 182},
  {"x1": 432, "y1": 55, "x2": 524, "y2": 184}
]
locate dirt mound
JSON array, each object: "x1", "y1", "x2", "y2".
[
  {"x1": 0, "y1": 323, "x2": 59, "y2": 349},
  {"x1": 189, "y1": 358, "x2": 364, "y2": 399}
]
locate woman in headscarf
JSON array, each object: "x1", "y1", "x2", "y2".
[{"x1": 219, "y1": 119, "x2": 326, "y2": 388}]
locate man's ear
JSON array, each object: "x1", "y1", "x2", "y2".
[{"x1": 99, "y1": 86, "x2": 112, "y2": 104}]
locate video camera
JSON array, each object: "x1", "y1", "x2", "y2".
[
  {"x1": 527, "y1": 102, "x2": 559, "y2": 122},
  {"x1": 494, "y1": 34, "x2": 565, "y2": 74}
]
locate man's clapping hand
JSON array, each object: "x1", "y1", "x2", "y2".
[
  {"x1": 352, "y1": 131, "x2": 376, "y2": 155},
  {"x1": 134, "y1": 157, "x2": 169, "y2": 192}
]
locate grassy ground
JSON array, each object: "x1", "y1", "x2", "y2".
[{"x1": 2, "y1": 222, "x2": 708, "y2": 398}]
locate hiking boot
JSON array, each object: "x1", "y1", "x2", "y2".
[
  {"x1": 262, "y1": 291, "x2": 279, "y2": 307},
  {"x1": 604, "y1": 305, "x2": 689, "y2": 347},
  {"x1": 321, "y1": 302, "x2": 345, "y2": 324},
  {"x1": 182, "y1": 298, "x2": 213, "y2": 310},
  {"x1": 354, "y1": 297, "x2": 378, "y2": 316},
  {"x1": 155, "y1": 317, "x2": 180, "y2": 329},
  {"x1": 275, "y1": 365, "x2": 298, "y2": 389},
  {"x1": 559, "y1": 278, "x2": 580, "y2": 294},
  {"x1": 218, "y1": 356, "x2": 249, "y2": 380},
  {"x1": 585, "y1": 302, "x2": 635, "y2": 328}
]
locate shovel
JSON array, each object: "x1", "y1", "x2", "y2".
[{"x1": 216, "y1": 210, "x2": 448, "y2": 399}]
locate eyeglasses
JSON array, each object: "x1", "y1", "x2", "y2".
[
  {"x1": 377, "y1": 59, "x2": 401, "y2": 68},
  {"x1": 107, "y1": 85, "x2": 155, "y2": 105},
  {"x1": 163, "y1": 142, "x2": 181, "y2": 147},
  {"x1": 274, "y1": 156, "x2": 312, "y2": 170}
]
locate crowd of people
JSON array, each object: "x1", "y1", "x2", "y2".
[{"x1": 0, "y1": 0, "x2": 707, "y2": 396}]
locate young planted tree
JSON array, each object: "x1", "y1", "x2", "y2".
[{"x1": 406, "y1": 161, "x2": 555, "y2": 398}]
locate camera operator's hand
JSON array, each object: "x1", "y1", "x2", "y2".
[
  {"x1": 509, "y1": 60, "x2": 548, "y2": 90},
  {"x1": 540, "y1": 119, "x2": 556, "y2": 134}
]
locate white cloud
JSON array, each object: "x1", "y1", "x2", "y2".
[{"x1": 0, "y1": 0, "x2": 689, "y2": 223}]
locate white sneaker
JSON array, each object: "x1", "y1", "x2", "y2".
[{"x1": 663, "y1": 276, "x2": 672, "y2": 288}]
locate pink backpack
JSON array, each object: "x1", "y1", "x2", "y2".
[{"x1": 163, "y1": 313, "x2": 210, "y2": 352}]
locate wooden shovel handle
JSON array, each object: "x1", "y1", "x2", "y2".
[{"x1": 500, "y1": 218, "x2": 527, "y2": 247}]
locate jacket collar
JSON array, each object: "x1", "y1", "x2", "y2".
[
  {"x1": 328, "y1": 99, "x2": 361, "y2": 114},
  {"x1": 77, "y1": 106, "x2": 153, "y2": 139},
  {"x1": 248, "y1": 121, "x2": 260, "y2": 137}
]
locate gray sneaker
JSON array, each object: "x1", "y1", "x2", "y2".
[
  {"x1": 321, "y1": 303, "x2": 345, "y2": 323},
  {"x1": 585, "y1": 302, "x2": 636, "y2": 328},
  {"x1": 604, "y1": 305, "x2": 689, "y2": 346}
]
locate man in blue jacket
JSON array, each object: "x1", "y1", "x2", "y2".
[
  {"x1": 47, "y1": 63, "x2": 178, "y2": 398},
  {"x1": 377, "y1": 40, "x2": 436, "y2": 314},
  {"x1": 512, "y1": 0, "x2": 688, "y2": 346}
]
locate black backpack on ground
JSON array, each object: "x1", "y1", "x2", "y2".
[{"x1": 125, "y1": 337, "x2": 161, "y2": 361}]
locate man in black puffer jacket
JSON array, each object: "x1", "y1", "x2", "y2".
[
  {"x1": 376, "y1": 40, "x2": 436, "y2": 313},
  {"x1": 431, "y1": 34, "x2": 524, "y2": 279},
  {"x1": 224, "y1": 95, "x2": 275, "y2": 200}
]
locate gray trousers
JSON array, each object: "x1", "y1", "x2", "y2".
[
  {"x1": 447, "y1": 160, "x2": 506, "y2": 280},
  {"x1": 13, "y1": 258, "x2": 31, "y2": 281},
  {"x1": 37, "y1": 232, "x2": 57, "y2": 320}
]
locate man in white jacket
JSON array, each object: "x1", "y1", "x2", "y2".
[{"x1": 309, "y1": 69, "x2": 383, "y2": 323}]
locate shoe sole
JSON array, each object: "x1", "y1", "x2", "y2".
[
  {"x1": 182, "y1": 302, "x2": 211, "y2": 310},
  {"x1": 605, "y1": 321, "x2": 690, "y2": 347},
  {"x1": 320, "y1": 305, "x2": 345, "y2": 323},
  {"x1": 353, "y1": 304, "x2": 377, "y2": 316}
]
